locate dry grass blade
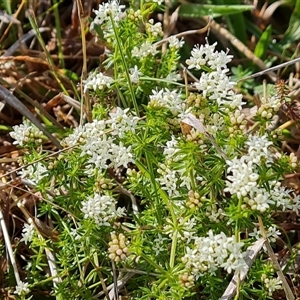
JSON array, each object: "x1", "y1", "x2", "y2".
[
  {"x1": 154, "y1": 19, "x2": 211, "y2": 48},
  {"x1": 258, "y1": 216, "x2": 295, "y2": 300},
  {"x1": 76, "y1": 0, "x2": 91, "y2": 123},
  {"x1": 0, "y1": 207, "x2": 21, "y2": 287},
  {"x1": 221, "y1": 238, "x2": 265, "y2": 300},
  {"x1": 181, "y1": 113, "x2": 228, "y2": 160},
  {"x1": 239, "y1": 57, "x2": 300, "y2": 82},
  {"x1": 2, "y1": 28, "x2": 51, "y2": 57}
]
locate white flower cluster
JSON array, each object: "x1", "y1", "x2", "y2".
[
  {"x1": 62, "y1": 108, "x2": 138, "y2": 172},
  {"x1": 249, "y1": 226, "x2": 281, "y2": 244},
  {"x1": 165, "y1": 72, "x2": 182, "y2": 82},
  {"x1": 108, "y1": 107, "x2": 139, "y2": 138},
  {"x1": 81, "y1": 193, "x2": 125, "y2": 226},
  {"x1": 261, "y1": 274, "x2": 282, "y2": 296},
  {"x1": 186, "y1": 40, "x2": 243, "y2": 109},
  {"x1": 157, "y1": 136, "x2": 196, "y2": 197},
  {"x1": 257, "y1": 95, "x2": 281, "y2": 119},
  {"x1": 145, "y1": 19, "x2": 163, "y2": 38},
  {"x1": 228, "y1": 109, "x2": 247, "y2": 134},
  {"x1": 157, "y1": 163, "x2": 181, "y2": 197},
  {"x1": 186, "y1": 42, "x2": 232, "y2": 71},
  {"x1": 129, "y1": 65, "x2": 143, "y2": 84},
  {"x1": 245, "y1": 134, "x2": 274, "y2": 165},
  {"x1": 84, "y1": 71, "x2": 114, "y2": 92},
  {"x1": 19, "y1": 162, "x2": 48, "y2": 184},
  {"x1": 182, "y1": 230, "x2": 247, "y2": 278},
  {"x1": 225, "y1": 156, "x2": 259, "y2": 199},
  {"x1": 168, "y1": 36, "x2": 185, "y2": 49},
  {"x1": 148, "y1": 88, "x2": 185, "y2": 116},
  {"x1": 10, "y1": 120, "x2": 44, "y2": 146},
  {"x1": 15, "y1": 281, "x2": 30, "y2": 295},
  {"x1": 225, "y1": 134, "x2": 300, "y2": 213},
  {"x1": 153, "y1": 233, "x2": 168, "y2": 255},
  {"x1": 132, "y1": 40, "x2": 158, "y2": 58},
  {"x1": 20, "y1": 223, "x2": 35, "y2": 245},
  {"x1": 90, "y1": 0, "x2": 125, "y2": 30}
]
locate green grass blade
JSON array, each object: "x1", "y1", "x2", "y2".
[
  {"x1": 281, "y1": 0, "x2": 300, "y2": 45},
  {"x1": 179, "y1": 4, "x2": 253, "y2": 18},
  {"x1": 254, "y1": 25, "x2": 272, "y2": 59}
]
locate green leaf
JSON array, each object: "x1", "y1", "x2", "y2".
[
  {"x1": 254, "y1": 25, "x2": 272, "y2": 59},
  {"x1": 179, "y1": 4, "x2": 253, "y2": 18},
  {"x1": 217, "y1": 0, "x2": 247, "y2": 44},
  {"x1": 281, "y1": 0, "x2": 300, "y2": 45}
]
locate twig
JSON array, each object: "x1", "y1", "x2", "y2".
[
  {"x1": 239, "y1": 57, "x2": 300, "y2": 82},
  {"x1": 154, "y1": 19, "x2": 211, "y2": 47},
  {"x1": 221, "y1": 238, "x2": 265, "y2": 300},
  {"x1": 76, "y1": 0, "x2": 91, "y2": 123},
  {"x1": 0, "y1": 208, "x2": 21, "y2": 286},
  {"x1": 258, "y1": 216, "x2": 295, "y2": 300}
]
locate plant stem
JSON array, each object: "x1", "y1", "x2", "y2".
[{"x1": 110, "y1": 16, "x2": 140, "y2": 116}]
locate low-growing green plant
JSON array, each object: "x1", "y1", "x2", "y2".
[{"x1": 7, "y1": 1, "x2": 300, "y2": 299}]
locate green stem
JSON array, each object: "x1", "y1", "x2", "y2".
[
  {"x1": 169, "y1": 229, "x2": 178, "y2": 268},
  {"x1": 110, "y1": 16, "x2": 140, "y2": 116},
  {"x1": 140, "y1": 76, "x2": 186, "y2": 87},
  {"x1": 189, "y1": 169, "x2": 196, "y2": 191},
  {"x1": 139, "y1": 253, "x2": 165, "y2": 273},
  {"x1": 235, "y1": 196, "x2": 243, "y2": 241}
]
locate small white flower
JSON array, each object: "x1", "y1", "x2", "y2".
[
  {"x1": 245, "y1": 187, "x2": 274, "y2": 213},
  {"x1": 168, "y1": 36, "x2": 185, "y2": 49},
  {"x1": 70, "y1": 227, "x2": 82, "y2": 241},
  {"x1": 84, "y1": 72, "x2": 114, "y2": 92},
  {"x1": 263, "y1": 277, "x2": 282, "y2": 296},
  {"x1": 182, "y1": 230, "x2": 247, "y2": 278},
  {"x1": 129, "y1": 65, "x2": 143, "y2": 84},
  {"x1": 145, "y1": 19, "x2": 163, "y2": 37},
  {"x1": 186, "y1": 42, "x2": 217, "y2": 70},
  {"x1": 153, "y1": 233, "x2": 168, "y2": 255},
  {"x1": 157, "y1": 163, "x2": 179, "y2": 197},
  {"x1": 20, "y1": 223, "x2": 35, "y2": 245},
  {"x1": 288, "y1": 193, "x2": 300, "y2": 214},
  {"x1": 186, "y1": 40, "x2": 232, "y2": 71},
  {"x1": 165, "y1": 72, "x2": 182, "y2": 82},
  {"x1": 148, "y1": 88, "x2": 185, "y2": 116},
  {"x1": 10, "y1": 120, "x2": 43, "y2": 147},
  {"x1": 224, "y1": 156, "x2": 259, "y2": 199},
  {"x1": 61, "y1": 125, "x2": 86, "y2": 147},
  {"x1": 245, "y1": 134, "x2": 274, "y2": 164},
  {"x1": 163, "y1": 136, "x2": 179, "y2": 159},
  {"x1": 90, "y1": 0, "x2": 125, "y2": 30},
  {"x1": 110, "y1": 142, "x2": 135, "y2": 168},
  {"x1": 132, "y1": 40, "x2": 158, "y2": 58},
  {"x1": 19, "y1": 162, "x2": 48, "y2": 183},
  {"x1": 108, "y1": 107, "x2": 139, "y2": 138},
  {"x1": 81, "y1": 193, "x2": 125, "y2": 226},
  {"x1": 15, "y1": 281, "x2": 30, "y2": 295}
]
